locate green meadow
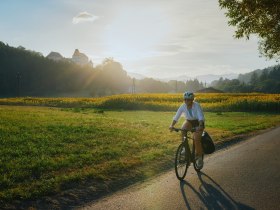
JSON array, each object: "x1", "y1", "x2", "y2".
[{"x1": 0, "y1": 105, "x2": 280, "y2": 205}]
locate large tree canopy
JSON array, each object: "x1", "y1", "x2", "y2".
[{"x1": 219, "y1": 0, "x2": 280, "y2": 60}]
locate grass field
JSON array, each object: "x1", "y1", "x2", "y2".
[{"x1": 0, "y1": 104, "x2": 280, "y2": 207}]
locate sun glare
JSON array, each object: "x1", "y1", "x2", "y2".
[{"x1": 103, "y1": 6, "x2": 170, "y2": 60}]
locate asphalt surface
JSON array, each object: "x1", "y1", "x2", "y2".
[{"x1": 80, "y1": 127, "x2": 280, "y2": 210}]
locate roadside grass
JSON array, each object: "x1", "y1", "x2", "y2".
[{"x1": 0, "y1": 105, "x2": 280, "y2": 206}]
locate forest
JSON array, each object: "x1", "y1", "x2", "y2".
[{"x1": 210, "y1": 65, "x2": 280, "y2": 93}]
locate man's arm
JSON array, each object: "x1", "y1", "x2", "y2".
[
  {"x1": 170, "y1": 105, "x2": 183, "y2": 131},
  {"x1": 169, "y1": 120, "x2": 177, "y2": 131},
  {"x1": 197, "y1": 103, "x2": 205, "y2": 131}
]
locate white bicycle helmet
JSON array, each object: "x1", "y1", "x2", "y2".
[{"x1": 183, "y1": 91, "x2": 194, "y2": 100}]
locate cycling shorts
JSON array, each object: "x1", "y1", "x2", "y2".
[{"x1": 187, "y1": 120, "x2": 199, "y2": 128}]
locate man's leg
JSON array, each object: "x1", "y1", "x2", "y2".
[
  {"x1": 194, "y1": 130, "x2": 204, "y2": 169},
  {"x1": 181, "y1": 121, "x2": 192, "y2": 141},
  {"x1": 194, "y1": 131, "x2": 203, "y2": 156}
]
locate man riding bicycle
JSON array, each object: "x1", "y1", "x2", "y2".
[{"x1": 169, "y1": 91, "x2": 205, "y2": 169}]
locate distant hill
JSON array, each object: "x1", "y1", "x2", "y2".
[
  {"x1": 127, "y1": 72, "x2": 147, "y2": 80},
  {"x1": 237, "y1": 66, "x2": 277, "y2": 84},
  {"x1": 158, "y1": 73, "x2": 238, "y2": 84},
  {"x1": 159, "y1": 74, "x2": 192, "y2": 82},
  {"x1": 210, "y1": 64, "x2": 280, "y2": 93},
  {"x1": 196, "y1": 73, "x2": 238, "y2": 84}
]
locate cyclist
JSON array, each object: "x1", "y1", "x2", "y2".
[{"x1": 169, "y1": 91, "x2": 205, "y2": 169}]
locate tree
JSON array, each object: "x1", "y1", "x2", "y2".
[
  {"x1": 219, "y1": 0, "x2": 280, "y2": 60},
  {"x1": 250, "y1": 71, "x2": 259, "y2": 85},
  {"x1": 138, "y1": 78, "x2": 170, "y2": 93},
  {"x1": 259, "y1": 69, "x2": 269, "y2": 81},
  {"x1": 91, "y1": 58, "x2": 131, "y2": 96}
]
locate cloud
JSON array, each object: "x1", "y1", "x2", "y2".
[{"x1": 72, "y1": 12, "x2": 99, "y2": 24}]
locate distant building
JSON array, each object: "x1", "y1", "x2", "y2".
[
  {"x1": 72, "y1": 49, "x2": 89, "y2": 66},
  {"x1": 46, "y1": 52, "x2": 64, "y2": 61},
  {"x1": 46, "y1": 49, "x2": 93, "y2": 67},
  {"x1": 88, "y1": 60, "x2": 94, "y2": 67}
]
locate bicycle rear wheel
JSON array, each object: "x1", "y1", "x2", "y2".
[
  {"x1": 193, "y1": 155, "x2": 204, "y2": 172},
  {"x1": 175, "y1": 143, "x2": 190, "y2": 180}
]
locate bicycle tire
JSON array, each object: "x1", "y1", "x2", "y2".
[{"x1": 175, "y1": 143, "x2": 190, "y2": 180}]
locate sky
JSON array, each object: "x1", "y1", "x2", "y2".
[{"x1": 0, "y1": 0, "x2": 278, "y2": 79}]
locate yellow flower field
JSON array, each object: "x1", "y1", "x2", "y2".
[{"x1": 0, "y1": 93, "x2": 279, "y2": 112}]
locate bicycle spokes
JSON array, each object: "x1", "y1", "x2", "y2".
[{"x1": 175, "y1": 144, "x2": 190, "y2": 180}]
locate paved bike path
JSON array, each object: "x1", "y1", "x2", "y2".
[{"x1": 80, "y1": 127, "x2": 280, "y2": 210}]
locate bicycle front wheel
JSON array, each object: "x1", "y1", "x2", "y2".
[{"x1": 175, "y1": 143, "x2": 190, "y2": 180}]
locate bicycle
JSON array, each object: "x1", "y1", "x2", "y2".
[{"x1": 173, "y1": 128, "x2": 204, "y2": 180}]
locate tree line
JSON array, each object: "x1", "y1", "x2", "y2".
[
  {"x1": 0, "y1": 42, "x2": 205, "y2": 97},
  {"x1": 210, "y1": 65, "x2": 280, "y2": 93}
]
